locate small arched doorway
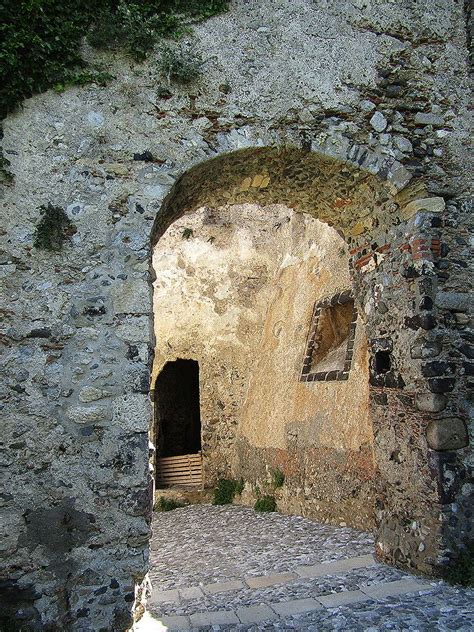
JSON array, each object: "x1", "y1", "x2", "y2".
[{"x1": 154, "y1": 359, "x2": 203, "y2": 489}]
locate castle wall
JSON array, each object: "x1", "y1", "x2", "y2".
[
  {"x1": 0, "y1": 1, "x2": 471, "y2": 629},
  {"x1": 235, "y1": 222, "x2": 373, "y2": 529},
  {"x1": 151, "y1": 204, "x2": 294, "y2": 482}
]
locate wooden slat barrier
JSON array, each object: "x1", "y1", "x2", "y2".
[{"x1": 156, "y1": 452, "x2": 203, "y2": 489}]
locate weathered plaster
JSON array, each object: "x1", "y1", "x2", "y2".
[
  {"x1": 151, "y1": 205, "x2": 373, "y2": 526},
  {"x1": 151, "y1": 204, "x2": 303, "y2": 481}
]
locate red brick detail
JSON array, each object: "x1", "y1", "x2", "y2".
[
  {"x1": 351, "y1": 238, "x2": 436, "y2": 273},
  {"x1": 349, "y1": 244, "x2": 368, "y2": 256},
  {"x1": 405, "y1": 237, "x2": 438, "y2": 262},
  {"x1": 430, "y1": 239, "x2": 441, "y2": 256},
  {"x1": 354, "y1": 254, "x2": 374, "y2": 270}
]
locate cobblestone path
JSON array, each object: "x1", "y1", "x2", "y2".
[{"x1": 136, "y1": 505, "x2": 474, "y2": 631}]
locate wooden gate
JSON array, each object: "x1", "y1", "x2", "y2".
[{"x1": 156, "y1": 452, "x2": 203, "y2": 489}]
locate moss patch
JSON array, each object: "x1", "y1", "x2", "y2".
[{"x1": 33, "y1": 203, "x2": 76, "y2": 252}]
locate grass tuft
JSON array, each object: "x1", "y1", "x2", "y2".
[
  {"x1": 213, "y1": 478, "x2": 244, "y2": 505},
  {"x1": 254, "y1": 495, "x2": 277, "y2": 512},
  {"x1": 154, "y1": 496, "x2": 186, "y2": 512}
]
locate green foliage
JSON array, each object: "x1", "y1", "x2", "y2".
[
  {"x1": 235, "y1": 477, "x2": 244, "y2": 495},
  {"x1": 87, "y1": 1, "x2": 184, "y2": 62},
  {"x1": 213, "y1": 478, "x2": 243, "y2": 505},
  {"x1": 270, "y1": 467, "x2": 285, "y2": 489},
  {"x1": 181, "y1": 227, "x2": 194, "y2": 239},
  {"x1": 254, "y1": 495, "x2": 277, "y2": 512},
  {"x1": 442, "y1": 544, "x2": 474, "y2": 587},
  {"x1": 0, "y1": 0, "x2": 229, "y2": 119},
  {"x1": 33, "y1": 203, "x2": 76, "y2": 252},
  {"x1": 158, "y1": 46, "x2": 203, "y2": 85},
  {"x1": 54, "y1": 67, "x2": 115, "y2": 94},
  {"x1": 154, "y1": 496, "x2": 186, "y2": 511}
]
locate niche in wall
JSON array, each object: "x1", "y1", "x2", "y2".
[{"x1": 301, "y1": 290, "x2": 357, "y2": 382}]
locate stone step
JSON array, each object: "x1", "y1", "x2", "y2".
[
  {"x1": 149, "y1": 553, "x2": 378, "y2": 605},
  {"x1": 145, "y1": 579, "x2": 435, "y2": 629}
]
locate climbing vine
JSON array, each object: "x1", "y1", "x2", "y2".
[{"x1": 0, "y1": 0, "x2": 229, "y2": 120}]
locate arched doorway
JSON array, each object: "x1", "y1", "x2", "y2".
[
  {"x1": 147, "y1": 144, "x2": 453, "y2": 575},
  {"x1": 151, "y1": 204, "x2": 374, "y2": 528}
]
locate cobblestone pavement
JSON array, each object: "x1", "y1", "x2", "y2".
[{"x1": 135, "y1": 505, "x2": 474, "y2": 631}]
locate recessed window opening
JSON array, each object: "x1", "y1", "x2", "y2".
[
  {"x1": 301, "y1": 291, "x2": 357, "y2": 382},
  {"x1": 374, "y1": 350, "x2": 391, "y2": 374},
  {"x1": 310, "y1": 301, "x2": 354, "y2": 373},
  {"x1": 155, "y1": 359, "x2": 202, "y2": 458}
]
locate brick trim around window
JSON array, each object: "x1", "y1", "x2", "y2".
[{"x1": 300, "y1": 290, "x2": 357, "y2": 382}]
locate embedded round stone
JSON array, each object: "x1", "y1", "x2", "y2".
[
  {"x1": 416, "y1": 393, "x2": 447, "y2": 412},
  {"x1": 426, "y1": 418, "x2": 469, "y2": 451}
]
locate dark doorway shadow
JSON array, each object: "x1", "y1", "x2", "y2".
[{"x1": 155, "y1": 359, "x2": 202, "y2": 459}]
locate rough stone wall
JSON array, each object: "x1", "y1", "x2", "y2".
[
  {"x1": 234, "y1": 221, "x2": 373, "y2": 530},
  {"x1": 0, "y1": 1, "x2": 472, "y2": 629},
  {"x1": 151, "y1": 204, "x2": 302, "y2": 482}
]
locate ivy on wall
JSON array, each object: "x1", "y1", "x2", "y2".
[{"x1": 0, "y1": 0, "x2": 229, "y2": 120}]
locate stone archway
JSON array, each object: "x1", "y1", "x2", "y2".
[
  {"x1": 148, "y1": 143, "x2": 452, "y2": 576},
  {"x1": 2, "y1": 130, "x2": 465, "y2": 631}
]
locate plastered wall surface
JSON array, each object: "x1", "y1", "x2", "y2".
[
  {"x1": 235, "y1": 221, "x2": 373, "y2": 528},
  {"x1": 152, "y1": 206, "x2": 373, "y2": 526},
  {"x1": 0, "y1": 1, "x2": 472, "y2": 629},
  {"x1": 152, "y1": 204, "x2": 301, "y2": 479}
]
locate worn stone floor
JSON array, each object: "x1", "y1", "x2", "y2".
[{"x1": 135, "y1": 505, "x2": 474, "y2": 631}]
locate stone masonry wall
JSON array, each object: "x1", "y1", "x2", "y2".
[
  {"x1": 233, "y1": 220, "x2": 374, "y2": 530},
  {"x1": 0, "y1": 1, "x2": 471, "y2": 629}
]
